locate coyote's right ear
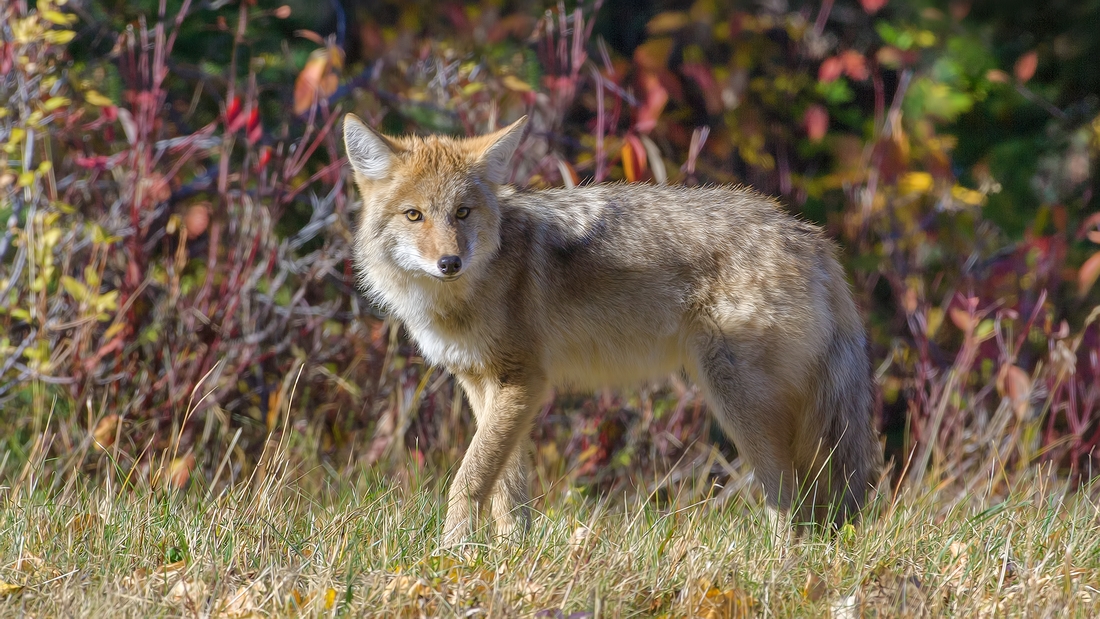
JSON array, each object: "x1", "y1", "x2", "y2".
[{"x1": 344, "y1": 114, "x2": 396, "y2": 181}]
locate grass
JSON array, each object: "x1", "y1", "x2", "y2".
[{"x1": 1, "y1": 439, "x2": 1099, "y2": 618}]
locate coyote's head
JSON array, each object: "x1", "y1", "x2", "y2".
[{"x1": 343, "y1": 114, "x2": 527, "y2": 283}]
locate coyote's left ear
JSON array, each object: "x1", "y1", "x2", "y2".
[
  {"x1": 344, "y1": 114, "x2": 397, "y2": 181},
  {"x1": 475, "y1": 116, "x2": 528, "y2": 184}
]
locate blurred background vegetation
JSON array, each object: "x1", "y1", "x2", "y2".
[{"x1": 1, "y1": 0, "x2": 1098, "y2": 496}]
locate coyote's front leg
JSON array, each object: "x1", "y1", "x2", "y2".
[{"x1": 443, "y1": 373, "x2": 543, "y2": 547}]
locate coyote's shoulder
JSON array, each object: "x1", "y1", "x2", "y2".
[{"x1": 343, "y1": 114, "x2": 881, "y2": 546}]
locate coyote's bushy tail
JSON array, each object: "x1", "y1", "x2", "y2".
[{"x1": 794, "y1": 324, "x2": 882, "y2": 528}]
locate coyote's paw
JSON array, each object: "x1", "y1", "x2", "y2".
[{"x1": 441, "y1": 506, "x2": 476, "y2": 549}]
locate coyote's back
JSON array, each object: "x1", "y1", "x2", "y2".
[{"x1": 343, "y1": 114, "x2": 881, "y2": 544}]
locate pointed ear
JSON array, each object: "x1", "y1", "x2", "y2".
[
  {"x1": 343, "y1": 114, "x2": 396, "y2": 181},
  {"x1": 476, "y1": 116, "x2": 528, "y2": 184}
]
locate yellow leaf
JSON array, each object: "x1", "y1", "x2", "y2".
[
  {"x1": 85, "y1": 90, "x2": 114, "y2": 107},
  {"x1": 0, "y1": 581, "x2": 23, "y2": 597},
  {"x1": 502, "y1": 75, "x2": 533, "y2": 92},
  {"x1": 61, "y1": 275, "x2": 89, "y2": 301},
  {"x1": 840, "y1": 523, "x2": 856, "y2": 545},
  {"x1": 951, "y1": 184, "x2": 986, "y2": 206},
  {"x1": 646, "y1": 11, "x2": 691, "y2": 35},
  {"x1": 95, "y1": 289, "x2": 119, "y2": 313},
  {"x1": 324, "y1": 588, "x2": 337, "y2": 609},
  {"x1": 926, "y1": 307, "x2": 944, "y2": 337},
  {"x1": 898, "y1": 171, "x2": 934, "y2": 194},
  {"x1": 43, "y1": 96, "x2": 71, "y2": 111},
  {"x1": 915, "y1": 30, "x2": 937, "y2": 47},
  {"x1": 975, "y1": 319, "x2": 995, "y2": 341},
  {"x1": 103, "y1": 322, "x2": 126, "y2": 340},
  {"x1": 42, "y1": 10, "x2": 77, "y2": 25},
  {"x1": 621, "y1": 142, "x2": 639, "y2": 182},
  {"x1": 68, "y1": 512, "x2": 101, "y2": 535},
  {"x1": 44, "y1": 29, "x2": 76, "y2": 44}
]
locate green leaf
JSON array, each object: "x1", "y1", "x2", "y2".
[{"x1": 61, "y1": 275, "x2": 89, "y2": 302}]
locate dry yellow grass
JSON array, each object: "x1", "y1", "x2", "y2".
[{"x1": 1, "y1": 437, "x2": 1098, "y2": 618}]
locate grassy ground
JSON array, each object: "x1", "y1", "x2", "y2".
[{"x1": 1, "y1": 441, "x2": 1098, "y2": 619}]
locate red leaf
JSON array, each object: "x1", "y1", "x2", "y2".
[
  {"x1": 635, "y1": 71, "x2": 668, "y2": 133},
  {"x1": 245, "y1": 108, "x2": 260, "y2": 132},
  {"x1": 997, "y1": 365, "x2": 1032, "y2": 419},
  {"x1": 860, "y1": 0, "x2": 888, "y2": 14},
  {"x1": 803, "y1": 105, "x2": 829, "y2": 142},
  {"x1": 293, "y1": 45, "x2": 344, "y2": 116},
  {"x1": 1078, "y1": 251, "x2": 1100, "y2": 297},
  {"x1": 818, "y1": 57, "x2": 843, "y2": 83},
  {"x1": 1014, "y1": 51, "x2": 1038, "y2": 83},
  {"x1": 246, "y1": 123, "x2": 263, "y2": 145},
  {"x1": 225, "y1": 96, "x2": 241, "y2": 125},
  {"x1": 184, "y1": 203, "x2": 210, "y2": 239},
  {"x1": 680, "y1": 63, "x2": 722, "y2": 115},
  {"x1": 840, "y1": 51, "x2": 869, "y2": 81},
  {"x1": 257, "y1": 146, "x2": 272, "y2": 170},
  {"x1": 949, "y1": 307, "x2": 974, "y2": 332}
]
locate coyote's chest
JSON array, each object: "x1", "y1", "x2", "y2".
[{"x1": 404, "y1": 319, "x2": 492, "y2": 372}]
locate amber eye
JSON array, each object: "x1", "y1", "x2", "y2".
[
  {"x1": 455, "y1": 207, "x2": 471, "y2": 220},
  {"x1": 405, "y1": 209, "x2": 423, "y2": 222}
]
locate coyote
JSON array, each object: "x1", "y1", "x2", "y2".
[{"x1": 343, "y1": 114, "x2": 880, "y2": 546}]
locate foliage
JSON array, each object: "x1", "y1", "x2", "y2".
[{"x1": 0, "y1": 0, "x2": 1099, "y2": 502}]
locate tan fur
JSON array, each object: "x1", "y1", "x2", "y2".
[{"x1": 343, "y1": 114, "x2": 882, "y2": 546}]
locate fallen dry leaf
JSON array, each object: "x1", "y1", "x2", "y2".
[
  {"x1": 831, "y1": 594, "x2": 859, "y2": 619},
  {"x1": 568, "y1": 524, "x2": 596, "y2": 558},
  {"x1": 167, "y1": 576, "x2": 208, "y2": 609},
  {"x1": 158, "y1": 453, "x2": 196, "y2": 490},
  {"x1": 217, "y1": 579, "x2": 267, "y2": 618},
  {"x1": 68, "y1": 512, "x2": 102, "y2": 535},
  {"x1": 804, "y1": 571, "x2": 827, "y2": 602},
  {"x1": 682, "y1": 577, "x2": 757, "y2": 619},
  {"x1": 92, "y1": 414, "x2": 119, "y2": 450},
  {"x1": 383, "y1": 573, "x2": 430, "y2": 601}
]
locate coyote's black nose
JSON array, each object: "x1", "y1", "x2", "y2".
[{"x1": 438, "y1": 255, "x2": 462, "y2": 275}]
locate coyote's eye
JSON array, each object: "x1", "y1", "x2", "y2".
[
  {"x1": 404, "y1": 209, "x2": 423, "y2": 222},
  {"x1": 455, "y1": 207, "x2": 470, "y2": 220}
]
